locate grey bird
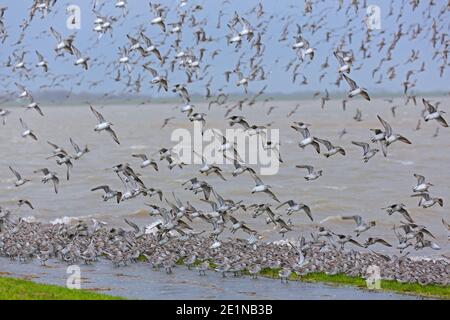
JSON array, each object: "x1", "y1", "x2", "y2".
[
  {"x1": 9, "y1": 166, "x2": 30, "y2": 187},
  {"x1": 276, "y1": 200, "x2": 312, "y2": 221},
  {"x1": 34, "y1": 168, "x2": 59, "y2": 194},
  {"x1": 296, "y1": 165, "x2": 323, "y2": 181},
  {"x1": 352, "y1": 141, "x2": 379, "y2": 162},
  {"x1": 342, "y1": 215, "x2": 376, "y2": 236}
]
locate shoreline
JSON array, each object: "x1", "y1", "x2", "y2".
[
  {"x1": 1, "y1": 261, "x2": 447, "y2": 300},
  {"x1": 0, "y1": 218, "x2": 448, "y2": 300},
  {"x1": 0, "y1": 276, "x2": 121, "y2": 300},
  {"x1": 0, "y1": 93, "x2": 449, "y2": 107}
]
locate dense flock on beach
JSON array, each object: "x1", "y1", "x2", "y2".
[{"x1": 0, "y1": 0, "x2": 449, "y2": 285}]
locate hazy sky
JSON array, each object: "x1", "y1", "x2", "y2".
[{"x1": 0, "y1": 0, "x2": 449, "y2": 99}]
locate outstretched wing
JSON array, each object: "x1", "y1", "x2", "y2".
[
  {"x1": 377, "y1": 115, "x2": 392, "y2": 136},
  {"x1": 352, "y1": 141, "x2": 369, "y2": 155},
  {"x1": 132, "y1": 153, "x2": 148, "y2": 160},
  {"x1": 343, "y1": 74, "x2": 357, "y2": 90},
  {"x1": 50, "y1": 27, "x2": 62, "y2": 42},
  {"x1": 106, "y1": 127, "x2": 120, "y2": 144},
  {"x1": 70, "y1": 137, "x2": 80, "y2": 153},
  {"x1": 296, "y1": 165, "x2": 313, "y2": 174},
  {"x1": 413, "y1": 173, "x2": 425, "y2": 185},
  {"x1": 90, "y1": 105, "x2": 105, "y2": 123},
  {"x1": 91, "y1": 185, "x2": 111, "y2": 193},
  {"x1": 422, "y1": 98, "x2": 436, "y2": 113},
  {"x1": 314, "y1": 137, "x2": 333, "y2": 150},
  {"x1": 19, "y1": 118, "x2": 28, "y2": 130},
  {"x1": 9, "y1": 166, "x2": 21, "y2": 180}
]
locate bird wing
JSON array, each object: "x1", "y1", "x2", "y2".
[
  {"x1": 377, "y1": 115, "x2": 392, "y2": 136},
  {"x1": 124, "y1": 218, "x2": 140, "y2": 233},
  {"x1": 296, "y1": 165, "x2": 313, "y2": 174},
  {"x1": 70, "y1": 138, "x2": 80, "y2": 153},
  {"x1": 413, "y1": 173, "x2": 425, "y2": 185},
  {"x1": 132, "y1": 153, "x2": 148, "y2": 161},
  {"x1": 19, "y1": 118, "x2": 28, "y2": 130},
  {"x1": 35, "y1": 50, "x2": 44, "y2": 61},
  {"x1": 50, "y1": 27, "x2": 61, "y2": 42},
  {"x1": 442, "y1": 219, "x2": 450, "y2": 231},
  {"x1": 334, "y1": 51, "x2": 345, "y2": 65},
  {"x1": 276, "y1": 200, "x2": 292, "y2": 209},
  {"x1": 375, "y1": 238, "x2": 392, "y2": 247},
  {"x1": 422, "y1": 98, "x2": 436, "y2": 113},
  {"x1": 351, "y1": 141, "x2": 369, "y2": 155},
  {"x1": 143, "y1": 63, "x2": 158, "y2": 77},
  {"x1": 251, "y1": 172, "x2": 263, "y2": 186},
  {"x1": 314, "y1": 137, "x2": 333, "y2": 150},
  {"x1": 265, "y1": 189, "x2": 280, "y2": 203},
  {"x1": 90, "y1": 105, "x2": 105, "y2": 123},
  {"x1": 106, "y1": 127, "x2": 120, "y2": 144},
  {"x1": 9, "y1": 166, "x2": 21, "y2": 180},
  {"x1": 91, "y1": 185, "x2": 111, "y2": 193},
  {"x1": 302, "y1": 205, "x2": 313, "y2": 221},
  {"x1": 71, "y1": 45, "x2": 81, "y2": 58},
  {"x1": 342, "y1": 215, "x2": 362, "y2": 226},
  {"x1": 343, "y1": 74, "x2": 357, "y2": 90}
]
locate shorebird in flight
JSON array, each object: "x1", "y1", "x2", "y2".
[
  {"x1": 412, "y1": 174, "x2": 433, "y2": 193},
  {"x1": 410, "y1": 193, "x2": 443, "y2": 208},
  {"x1": 90, "y1": 105, "x2": 120, "y2": 144},
  {"x1": 377, "y1": 115, "x2": 412, "y2": 148},
  {"x1": 382, "y1": 203, "x2": 414, "y2": 223},
  {"x1": 296, "y1": 165, "x2": 323, "y2": 181},
  {"x1": 314, "y1": 138, "x2": 346, "y2": 158},
  {"x1": 342, "y1": 74, "x2": 370, "y2": 101},
  {"x1": 276, "y1": 200, "x2": 313, "y2": 221},
  {"x1": 19, "y1": 118, "x2": 38, "y2": 141},
  {"x1": 250, "y1": 173, "x2": 280, "y2": 202},
  {"x1": 132, "y1": 154, "x2": 158, "y2": 171},
  {"x1": 9, "y1": 166, "x2": 30, "y2": 187},
  {"x1": 91, "y1": 185, "x2": 122, "y2": 203},
  {"x1": 422, "y1": 98, "x2": 448, "y2": 127},
  {"x1": 34, "y1": 168, "x2": 59, "y2": 194},
  {"x1": 352, "y1": 141, "x2": 379, "y2": 162},
  {"x1": 342, "y1": 215, "x2": 376, "y2": 237}
]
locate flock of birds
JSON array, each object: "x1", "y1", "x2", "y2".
[{"x1": 0, "y1": 0, "x2": 449, "y2": 285}]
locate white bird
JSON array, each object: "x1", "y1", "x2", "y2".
[
  {"x1": 132, "y1": 154, "x2": 158, "y2": 171},
  {"x1": 250, "y1": 173, "x2": 280, "y2": 202},
  {"x1": 19, "y1": 118, "x2": 37, "y2": 140},
  {"x1": 422, "y1": 99, "x2": 448, "y2": 127},
  {"x1": 90, "y1": 105, "x2": 120, "y2": 144},
  {"x1": 9, "y1": 166, "x2": 30, "y2": 187},
  {"x1": 342, "y1": 74, "x2": 370, "y2": 101},
  {"x1": 296, "y1": 165, "x2": 323, "y2": 181}
]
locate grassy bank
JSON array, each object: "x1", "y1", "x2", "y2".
[
  {"x1": 258, "y1": 268, "x2": 450, "y2": 299},
  {"x1": 2, "y1": 261, "x2": 448, "y2": 300},
  {"x1": 172, "y1": 257, "x2": 449, "y2": 299},
  {"x1": 0, "y1": 276, "x2": 122, "y2": 300}
]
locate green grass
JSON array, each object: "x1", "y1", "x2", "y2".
[
  {"x1": 7, "y1": 258, "x2": 445, "y2": 299},
  {"x1": 0, "y1": 277, "x2": 123, "y2": 300},
  {"x1": 179, "y1": 260, "x2": 449, "y2": 298},
  {"x1": 258, "y1": 268, "x2": 450, "y2": 299}
]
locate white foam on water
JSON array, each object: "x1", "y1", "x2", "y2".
[
  {"x1": 324, "y1": 185, "x2": 348, "y2": 191},
  {"x1": 50, "y1": 216, "x2": 91, "y2": 225},
  {"x1": 22, "y1": 216, "x2": 37, "y2": 223},
  {"x1": 128, "y1": 145, "x2": 148, "y2": 150},
  {"x1": 389, "y1": 159, "x2": 415, "y2": 166}
]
